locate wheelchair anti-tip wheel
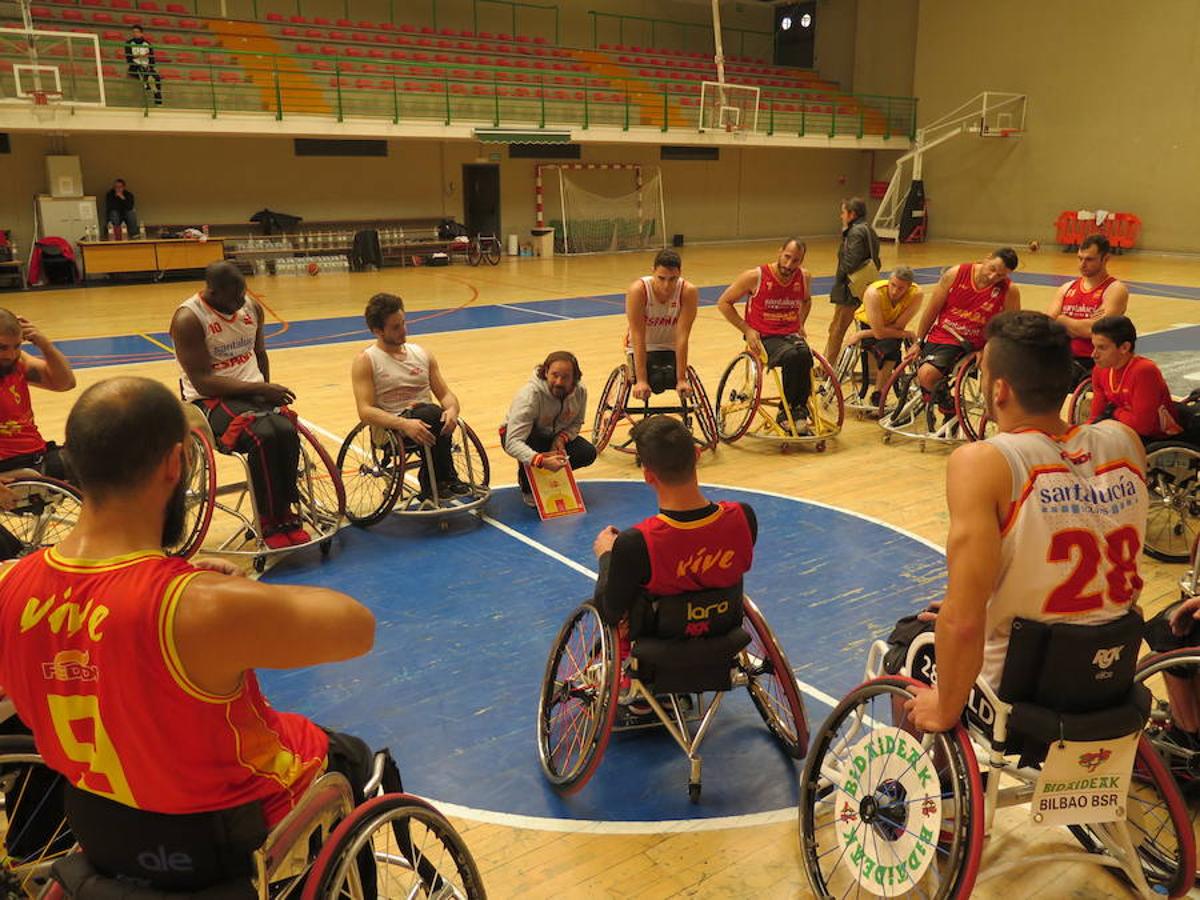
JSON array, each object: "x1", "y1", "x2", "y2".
[
  {"x1": 740, "y1": 598, "x2": 809, "y2": 758},
  {"x1": 0, "y1": 734, "x2": 72, "y2": 898},
  {"x1": 0, "y1": 477, "x2": 82, "y2": 559},
  {"x1": 301, "y1": 792, "x2": 486, "y2": 900},
  {"x1": 1144, "y1": 441, "x2": 1200, "y2": 562},
  {"x1": 337, "y1": 423, "x2": 405, "y2": 527},
  {"x1": 536, "y1": 602, "x2": 620, "y2": 794},
  {"x1": 798, "y1": 676, "x2": 986, "y2": 899}
]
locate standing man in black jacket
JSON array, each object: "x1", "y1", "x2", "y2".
[
  {"x1": 125, "y1": 26, "x2": 162, "y2": 105},
  {"x1": 824, "y1": 197, "x2": 881, "y2": 363}
]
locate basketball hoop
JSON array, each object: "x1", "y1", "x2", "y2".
[{"x1": 31, "y1": 91, "x2": 48, "y2": 106}]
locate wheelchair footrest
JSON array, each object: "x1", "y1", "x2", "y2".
[{"x1": 613, "y1": 693, "x2": 701, "y2": 732}]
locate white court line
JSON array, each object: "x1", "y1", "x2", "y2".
[{"x1": 496, "y1": 302, "x2": 571, "y2": 321}]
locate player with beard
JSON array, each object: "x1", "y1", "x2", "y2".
[
  {"x1": 0, "y1": 308, "x2": 76, "y2": 478},
  {"x1": 0, "y1": 377, "x2": 398, "y2": 893},
  {"x1": 716, "y1": 238, "x2": 815, "y2": 433},
  {"x1": 350, "y1": 293, "x2": 470, "y2": 502},
  {"x1": 171, "y1": 262, "x2": 307, "y2": 549},
  {"x1": 502, "y1": 350, "x2": 594, "y2": 507},
  {"x1": 1046, "y1": 233, "x2": 1129, "y2": 382},
  {"x1": 895, "y1": 311, "x2": 1148, "y2": 732}
]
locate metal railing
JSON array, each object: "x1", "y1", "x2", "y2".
[{"x1": 588, "y1": 10, "x2": 774, "y2": 60}]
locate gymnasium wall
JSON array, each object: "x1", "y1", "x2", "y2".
[
  {"x1": 911, "y1": 0, "x2": 1198, "y2": 253},
  {"x1": 2, "y1": 132, "x2": 868, "y2": 254}
]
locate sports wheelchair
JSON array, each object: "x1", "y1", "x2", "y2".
[
  {"x1": 175, "y1": 404, "x2": 345, "y2": 572},
  {"x1": 1143, "y1": 434, "x2": 1200, "y2": 563},
  {"x1": 714, "y1": 349, "x2": 844, "y2": 452},
  {"x1": 799, "y1": 611, "x2": 1195, "y2": 898},
  {"x1": 835, "y1": 337, "x2": 916, "y2": 417},
  {"x1": 876, "y1": 348, "x2": 988, "y2": 449},
  {"x1": 0, "y1": 475, "x2": 81, "y2": 560},
  {"x1": 337, "y1": 419, "x2": 490, "y2": 531},
  {"x1": 536, "y1": 585, "x2": 808, "y2": 802},
  {"x1": 2, "y1": 745, "x2": 487, "y2": 899},
  {"x1": 592, "y1": 362, "x2": 718, "y2": 454}
]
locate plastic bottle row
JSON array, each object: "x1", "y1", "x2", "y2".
[{"x1": 268, "y1": 255, "x2": 350, "y2": 275}]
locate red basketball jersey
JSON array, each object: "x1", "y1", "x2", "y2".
[
  {"x1": 927, "y1": 263, "x2": 1010, "y2": 350},
  {"x1": 744, "y1": 265, "x2": 809, "y2": 337},
  {"x1": 634, "y1": 502, "x2": 754, "y2": 596},
  {"x1": 0, "y1": 549, "x2": 329, "y2": 825},
  {"x1": 1060, "y1": 276, "x2": 1115, "y2": 358},
  {"x1": 0, "y1": 361, "x2": 47, "y2": 459}
]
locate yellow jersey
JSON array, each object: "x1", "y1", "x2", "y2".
[{"x1": 854, "y1": 279, "x2": 921, "y2": 327}]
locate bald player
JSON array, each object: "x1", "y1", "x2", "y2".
[
  {"x1": 716, "y1": 238, "x2": 814, "y2": 433},
  {"x1": 1046, "y1": 233, "x2": 1129, "y2": 382},
  {"x1": 913, "y1": 248, "x2": 1021, "y2": 415}
]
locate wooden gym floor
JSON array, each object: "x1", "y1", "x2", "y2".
[{"x1": 9, "y1": 238, "x2": 1199, "y2": 898}]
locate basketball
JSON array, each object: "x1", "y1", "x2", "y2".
[
  {"x1": 307, "y1": 261, "x2": 319, "y2": 276},
  {"x1": 1028, "y1": 240, "x2": 1040, "y2": 252}
]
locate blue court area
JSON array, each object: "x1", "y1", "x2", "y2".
[{"x1": 258, "y1": 481, "x2": 945, "y2": 823}]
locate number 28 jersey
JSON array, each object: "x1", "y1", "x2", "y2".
[{"x1": 981, "y1": 423, "x2": 1147, "y2": 687}]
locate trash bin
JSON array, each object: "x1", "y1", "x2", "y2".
[
  {"x1": 531, "y1": 227, "x2": 555, "y2": 258},
  {"x1": 507, "y1": 233, "x2": 519, "y2": 256}
]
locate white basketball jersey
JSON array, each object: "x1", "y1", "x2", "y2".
[
  {"x1": 630, "y1": 275, "x2": 684, "y2": 352},
  {"x1": 981, "y1": 423, "x2": 1148, "y2": 686},
  {"x1": 363, "y1": 343, "x2": 432, "y2": 414},
  {"x1": 177, "y1": 294, "x2": 263, "y2": 402}
]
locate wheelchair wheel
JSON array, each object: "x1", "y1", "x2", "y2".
[
  {"x1": 835, "y1": 344, "x2": 873, "y2": 410},
  {"x1": 1143, "y1": 442, "x2": 1200, "y2": 562},
  {"x1": 1067, "y1": 376, "x2": 1094, "y2": 425},
  {"x1": 809, "y1": 350, "x2": 845, "y2": 437},
  {"x1": 1066, "y1": 734, "x2": 1195, "y2": 898},
  {"x1": 302, "y1": 792, "x2": 486, "y2": 900},
  {"x1": 295, "y1": 420, "x2": 347, "y2": 535},
  {"x1": 715, "y1": 352, "x2": 762, "y2": 443},
  {"x1": 451, "y1": 420, "x2": 491, "y2": 489},
  {"x1": 483, "y1": 237, "x2": 501, "y2": 265},
  {"x1": 877, "y1": 355, "x2": 931, "y2": 432},
  {"x1": 0, "y1": 478, "x2": 81, "y2": 558},
  {"x1": 0, "y1": 734, "x2": 72, "y2": 898},
  {"x1": 165, "y1": 429, "x2": 216, "y2": 559},
  {"x1": 592, "y1": 365, "x2": 630, "y2": 454},
  {"x1": 740, "y1": 598, "x2": 808, "y2": 758},
  {"x1": 466, "y1": 238, "x2": 483, "y2": 266},
  {"x1": 536, "y1": 602, "x2": 620, "y2": 793},
  {"x1": 685, "y1": 365, "x2": 719, "y2": 451},
  {"x1": 954, "y1": 354, "x2": 988, "y2": 441},
  {"x1": 337, "y1": 423, "x2": 405, "y2": 527},
  {"x1": 798, "y1": 676, "x2": 986, "y2": 900}
]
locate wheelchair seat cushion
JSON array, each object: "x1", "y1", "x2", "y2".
[
  {"x1": 51, "y1": 852, "x2": 257, "y2": 900},
  {"x1": 632, "y1": 627, "x2": 751, "y2": 694},
  {"x1": 64, "y1": 785, "x2": 267, "y2": 894},
  {"x1": 1008, "y1": 684, "x2": 1151, "y2": 747}
]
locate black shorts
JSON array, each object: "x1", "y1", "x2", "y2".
[
  {"x1": 857, "y1": 325, "x2": 904, "y2": 365},
  {"x1": 1145, "y1": 602, "x2": 1200, "y2": 677},
  {"x1": 629, "y1": 350, "x2": 678, "y2": 395},
  {"x1": 0, "y1": 443, "x2": 70, "y2": 482},
  {"x1": 919, "y1": 341, "x2": 970, "y2": 376}
]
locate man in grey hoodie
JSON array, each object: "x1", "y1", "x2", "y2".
[{"x1": 501, "y1": 350, "x2": 595, "y2": 506}]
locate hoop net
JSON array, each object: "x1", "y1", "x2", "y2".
[
  {"x1": 700, "y1": 81, "x2": 759, "y2": 134},
  {"x1": 547, "y1": 169, "x2": 665, "y2": 255}
]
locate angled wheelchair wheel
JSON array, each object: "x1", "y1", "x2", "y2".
[
  {"x1": 451, "y1": 420, "x2": 491, "y2": 489},
  {"x1": 592, "y1": 365, "x2": 630, "y2": 454},
  {"x1": 1066, "y1": 734, "x2": 1195, "y2": 898},
  {"x1": 466, "y1": 237, "x2": 483, "y2": 266},
  {"x1": 483, "y1": 237, "x2": 501, "y2": 265},
  {"x1": 954, "y1": 354, "x2": 988, "y2": 441},
  {"x1": 835, "y1": 344, "x2": 873, "y2": 411},
  {"x1": 877, "y1": 355, "x2": 929, "y2": 432},
  {"x1": 0, "y1": 734, "x2": 72, "y2": 898},
  {"x1": 740, "y1": 598, "x2": 808, "y2": 758},
  {"x1": 798, "y1": 676, "x2": 986, "y2": 900},
  {"x1": 166, "y1": 429, "x2": 216, "y2": 559},
  {"x1": 536, "y1": 602, "x2": 620, "y2": 794},
  {"x1": 685, "y1": 365, "x2": 719, "y2": 451},
  {"x1": 715, "y1": 352, "x2": 762, "y2": 443},
  {"x1": 337, "y1": 423, "x2": 405, "y2": 528},
  {"x1": 808, "y1": 349, "x2": 845, "y2": 438},
  {"x1": 295, "y1": 420, "x2": 347, "y2": 536},
  {"x1": 1144, "y1": 442, "x2": 1200, "y2": 562},
  {"x1": 1067, "y1": 376, "x2": 1094, "y2": 425},
  {"x1": 302, "y1": 792, "x2": 486, "y2": 900},
  {"x1": 0, "y1": 477, "x2": 81, "y2": 558}
]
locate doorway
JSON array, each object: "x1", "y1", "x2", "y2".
[{"x1": 463, "y1": 164, "x2": 501, "y2": 237}]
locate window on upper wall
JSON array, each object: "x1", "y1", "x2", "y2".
[
  {"x1": 508, "y1": 143, "x2": 582, "y2": 159},
  {"x1": 661, "y1": 146, "x2": 719, "y2": 161},
  {"x1": 0, "y1": 134, "x2": 10, "y2": 154},
  {"x1": 293, "y1": 138, "x2": 387, "y2": 157}
]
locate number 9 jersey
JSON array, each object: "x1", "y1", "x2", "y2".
[{"x1": 982, "y1": 422, "x2": 1147, "y2": 687}]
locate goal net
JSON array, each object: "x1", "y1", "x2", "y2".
[
  {"x1": 545, "y1": 167, "x2": 666, "y2": 255},
  {"x1": 700, "y1": 81, "x2": 759, "y2": 133},
  {"x1": 0, "y1": 27, "x2": 105, "y2": 106}
]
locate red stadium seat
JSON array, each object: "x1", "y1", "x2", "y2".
[
  {"x1": 188, "y1": 70, "x2": 207, "y2": 81},
  {"x1": 336, "y1": 18, "x2": 352, "y2": 26},
  {"x1": 313, "y1": 17, "x2": 330, "y2": 25},
  {"x1": 110, "y1": 0, "x2": 131, "y2": 7},
  {"x1": 121, "y1": 14, "x2": 142, "y2": 24},
  {"x1": 102, "y1": 29, "x2": 123, "y2": 39},
  {"x1": 165, "y1": 1, "x2": 184, "y2": 9},
  {"x1": 358, "y1": 21, "x2": 377, "y2": 29},
  {"x1": 303, "y1": 28, "x2": 321, "y2": 37},
  {"x1": 329, "y1": 30, "x2": 347, "y2": 40},
  {"x1": 353, "y1": 32, "x2": 369, "y2": 41},
  {"x1": 345, "y1": 47, "x2": 364, "y2": 57},
  {"x1": 368, "y1": 48, "x2": 385, "y2": 58},
  {"x1": 478, "y1": 31, "x2": 494, "y2": 39},
  {"x1": 150, "y1": 16, "x2": 168, "y2": 25},
  {"x1": 400, "y1": 23, "x2": 415, "y2": 32},
  {"x1": 138, "y1": 1, "x2": 158, "y2": 10},
  {"x1": 30, "y1": 7, "x2": 53, "y2": 18},
  {"x1": 289, "y1": 14, "x2": 306, "y2": 23},
  {"x1": 177, "y1": 18, "x2": 199, "y2": 27},
  {"x1": 320, "y1": 45, "x2": 336, "y2": 55},
  {"x1": 90, "y1": 12, "x2": 113, "y2": 22},
  {"x1": 61, "y1": 8, "x2": 84, "y2": 19},
  {"x1": 419, "y1": 25, "x2": 434, "y2": 34},
  {"x1": 266, "y1": 12, "x2": 284, "y2": 21},
  {"x1": 191, "y1": 36, "x2": 214, "y2": 46},
  {"x1": 389, "y1": 50, "x2": 407, "y2": 60}
]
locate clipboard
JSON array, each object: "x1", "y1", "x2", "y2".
[{"x1": 524, "y1": 461, "x2": 586, "y2": 520}]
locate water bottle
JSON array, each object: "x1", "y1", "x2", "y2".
[
  {"x1": 106, "y1": 222, "x2": 115, "y2": 241},
  {"x1": 139, "y1": 224, "x2": 147, "y2": 240},
  {"x1": 201, "y1": 225, "x2": 209, "y2": 243}
]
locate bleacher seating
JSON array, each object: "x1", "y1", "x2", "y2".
[{"x1": 8, "y1": 0, "x2": 898, "y2": 135}]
